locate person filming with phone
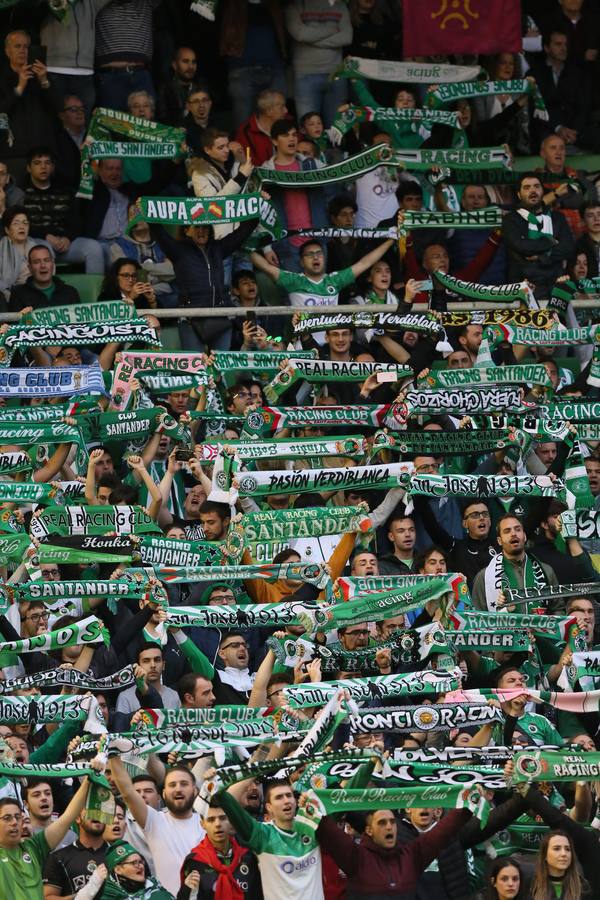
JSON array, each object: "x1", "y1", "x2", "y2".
[{"x1": 0, "y1": 32, "x2": 58, "y2": 181}]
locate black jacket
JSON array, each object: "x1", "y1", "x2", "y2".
[
  {"x1": 501, "y1": 207, "x2": 575, "y2": 299},
  {"x1": 153, "y1": 220, "x2": 258, "y2": 309},
  {"x1": 8, "y1": 276, "x2": 80, "y2": 313},
  {"x1": 528, "y1": 57, "x2": 591, "y2": 143},
  {"x1": 81, "y1": 179, "x2": 147, "y2": 240},
  {"x1": 0, "y1": 66, "x2": 60, "y2": 160}
]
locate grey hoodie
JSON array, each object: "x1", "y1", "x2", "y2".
[{"x1": 41, "y1": 0, "x2": 112, "y2": 71}]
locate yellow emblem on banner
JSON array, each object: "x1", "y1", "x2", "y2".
[{"x1": 432, "y1": 0, "x2": 479, "y2": 30}]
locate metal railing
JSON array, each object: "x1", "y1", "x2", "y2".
[{"x1": 0, "y1": 298, "x2": 597, "y2": 322}]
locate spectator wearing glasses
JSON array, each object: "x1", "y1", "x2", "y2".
[
  {"x1": 54, "y1": 96, "x2": 87, "y2": 191},
  {"x1": 98, "y1": 258, "x2": 157, "y2": 311}
]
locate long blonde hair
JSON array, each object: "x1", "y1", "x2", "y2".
[{"x1": 530, "y1": 831, "x2": 585, "y2": 900}]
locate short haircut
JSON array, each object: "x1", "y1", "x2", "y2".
[
  {"x1": 200, "y1": 127, "x2": 229, "y2": 151},
  {"x1": 177, "y1": 671, "x2": 210, "y2": 703},
  {"x1": 396, "y1": 181, "x2": 423, "y2": 203},
  {"x1": 266, "y1": 672, "x2": 293, "y2": 691},
  {"x1": 516, "y1": 171, "x2": 543, "y2": 194},
  {"x1": 271, "y1": 119, "x2": 297, "y2": 141},
  {"x1": 26, "y1": 146, "x2": 55, "y2": 165},
  {"x1": 23, "y1": 779, "x2": 52, "y2": 802},
  {"x1": 2, "y1": 205, "x2": 27, "y2": 232},
  {"x1": 542, "y1": 28, "x2": 570, "y2": 47},
  {"x1": 579, "y1": 201, "x2": 600, "y2": 221},
  {"x1": 491, "y1": 663, "x2": 523, "y2": 689},
  {"x1": 299, "y1": 239, "x2": 324, "y2": 257},
  {"x1": 300, "y1": 110, "x2": 322, "y2": 127},
  {"x1": 272, "y1": 547, "x2": 301, "y2": 564},
  {"x1": 137, "y1": 642, "x2": 164, "y2": 662},
  {"x1": 263, "y1": 779, "x2": 292, "y2": 805},
  {"x1": 219, "y1": 631, "x2": 245, "y2": 647},
  {"x1": 496, "y1": 513, "x2": 522, "y2": 537},
  {"x1": 198, "y1": 500, "x2": 230, "y2": 520},
  {"x1": 127, "y1": 91, "x2": 155, "y2": 113},
  {"x1": 0, "y1": 797, "x2": 22, "y2": 813},
  {"x1": 28, "y1": 244, "x2": 53, "y2": 263},
  {"x1": 131, "y1": 774, "x2": 159, "y2": 789},
  {"x1": 164, "y1": 764, "x2": 195, "y2": 783},
  {"x1": 256, "y1": 89, "x2": 284, "y2": 114},
  {"x1": 231, "y1": 269, "x2": 257, "y2": 289},
  {"x1": 328, "y1": 193, "x2": 358, "y2": 218}
]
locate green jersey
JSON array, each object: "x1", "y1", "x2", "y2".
[
  {"x1": 0, "y1": 830, "x2": 49, "y2": 900},
  {"x1": 492, "y1": 710, "x2": 565, "y2": 747},
  {"x1": 277, "y1": 268, "x2": 355, "y2": 310},
  {"x1": 219, "y1": 791, "x2": 323, "y2": 900}
]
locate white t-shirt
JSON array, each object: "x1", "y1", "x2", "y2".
[
  {"x1": 144, "y1": 806, "x2": 205, "y2": 894},
  {"x1": 355, "y1": 166, "x2": 399, "y2": 227}
]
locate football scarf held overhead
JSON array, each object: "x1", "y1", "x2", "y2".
[
  {"x1": 155, "y1": 561, "x2": 331, "y2": 590},
  {"x1": 139, "y1": 535, "x2": 226, "y2": 567},
  {"x1": 450, "y1": 630, "x2": 532, "y2": 653},
  {"x1": 232, "y1": 461, "x2": 414, "y2": 499},
  {"x1": 0, "y1": 320, "x2": 161, "y2": 363},
  {"x1": 210, "y1": 348, "x2": 317, "y2": 374},
  {"x1": 559, "y1": 509, "x2": 600, "y2": 540},
  {"x1": 298, "y1": 784, "x2": 489, "y2": 827},
  {"x1": 254, "y1": 145, "x2": 511, "y2": 187},
  {"x1": 485, "y1": 323, "x2": 598, "y2": 349},
  {"x1": 284, "y1": 668, "x2": 462, "y2": 709},
  {"x1": 197, "y1": 435, "x2": 367, "y2": 464},
  {"x1": 263, "y1": 358, "x2": 412, "y2": 403},
  {"x1": 11, "y1": 577, "x2": 147, "y2": 604},
  {"x1": 0, "y1": 481, "x2": 65, "y2": 506},
  {"x1": 427, "y1": 78, "x2": 549, "y2": 120},
  {"x1": 328, "y1": 105, "x2": 461, "y2": 146},
  {"x1": 333, "y1": 56, "x2": 482, "y2": 84},
  {"x1": 0, "y1": 615, "x2": 107, "y2": 655},
  {"x1": 511, "y1": 749, "x2": 600, "y2": 784},
  {"x1": 293, "y1": 310, "x2": 443, "y2": 339},
  {"x1": 503, "y1": 583, "x2": 600, "y2": 609},
  {"x1": 243, "y1": 404, "x2": 402, "y2": 435},
  {"x1": 166, "y1": 600, "x2": 322, "y2": 631},
  {"x1": 110, "y1": 350, "x2": 208, "y2": 411},
  {"x1": 402, "y1": 387, "x2": 528, "y2": 417},
  {"x1": 0, "y1": 665, "x2": 136, "y2": 694},
  {"x1": 29, "y1": 505, "x2": 161, "y2": 539},
  {"x1": 0, "y1": 450, "x2": 33, "y2": 474},
  {"x1": 130, "y1": 192, "x2": 279, "y2": 234},
  {"x1": 334, "y1": 573, "x2": 464, "y2": 601},
  {"x1": 418, "y1": 364, "x2": 551, "y2": 391},
  {"x1": 371, "y1": 428, "x2": 519, "y2": 458},
  {"x1": 450, "y1": 611, "x2": 579, "y2": 645},
  {"x1": 408, "y1": 473, "x2": 560, "y2": 502},
  {"x1": 0, "y1": 365, "x2": 105, "y2": 397},
  {"x1": 433, "y1": 270, "x2": 531, "y2": 302},
  {"x1": 349, "y1": 703, "x2": 504, "y2": 734},
  {"x1": 24, "y1": 300, "x2": 136, "y2": 326},
  {"x1": 401, "y1": 207, "x2": 503, "y2": 232},
  {"x1": 35, "y1": 534, "x2": 137, "y2": 565},
  {"x1": 226, "y1": 505, "x2": 371, "y2": 558},
  {"x1": 78, "y1": 407, "x2": 190, "y2": 446},
  {"x1": 267, "y1": 623, "x2": 450, "y2": 674},
  {"x1": 0, "y1": 694, "x2": 105, "y2": 729}
]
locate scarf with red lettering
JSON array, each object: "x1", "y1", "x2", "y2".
[{"x1": 189, "y1": 835, "x2": 246, "y2": 900}]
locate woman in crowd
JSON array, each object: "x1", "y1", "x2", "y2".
[
  {"x1": 487, "y1": 857, "x2": 524, "y2": 900},
  {"x1": 99, "y1": 258, "x2": 157, "y2": 312},
  {"x1": 0, "y1": 206, "x2": 50, "y2": 304},
  {"x1": 529, "y1": 831, "x2": 587, "y2": 899}
]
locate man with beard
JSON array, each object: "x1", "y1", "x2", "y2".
[
  {"x1": 532, "y1": 500, "x2": 598, "y2": 586},
  {"x1": 502, "y1": 172, "x2": 574, "y2": 299},
  {"x1": 472, "y1": 514, "x2": 559, "y2": 612},
  {"x1": 42, "y1": 807, "x2": 109, "y2": 897},
  {"x1": 110, "y1": 760, "x2": 203, "y2": 896},
  {"x1": 180, "y1": 802, "x2": 263, "y2": 900},
  {"x1": 411, "y1": 500, "x2": 497, "y2": 589}
]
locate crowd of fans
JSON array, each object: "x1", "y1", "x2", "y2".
[{"x1": 2, "y1": 1, "x2": 600, "y2": 900}]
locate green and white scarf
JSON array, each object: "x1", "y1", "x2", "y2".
[
  {"x1": 419, "y1": 364, "x2": 551, "y2": 391},
  {"x1": 139, "y1": 535, "x2": 225, "y2": 567},
  {"x1": 0, "y1": 665, "x2": 135, "y2": 694},
  {"x1": 139, "y1": 706, "x2": 270, "y2": 729},
  {"x1": 25, "y1": 300, "x2": 136, "y2": 326},
  {"x1": 401, "y1": 207, "x2": 502, "y2": 232},
  {"x1": 165, "y1": 600, "x2": 322, "y2": 631},
  {"x1": 155, "y1": 561, "x2": 331, "y2": 590},
  {"x1": 408, "y1": 473, "x2": 559, "y2": 501},
  {"x1": 197, "y1": 435, "x2": 367, "y2": 464},
  {"x1": 254, "y1": 145, "x2": 511, "y2": 187},
  {"x1": 129, "y1": 192, "x2": 281, "y2": 238},
  {"x1": 232, "y1": 461, "x2": 413, "y2": 499},
  {"x1": 0, "y1": 419, "x2": 87, "y2": 470},
  {"x1": 433, "y1": 270, "x2": 531, "y2": 303},
  {"x1": 0, "y1": 694, "x2": 105, "y2": 731},
  {"x1": 293, "y1": 310, "x2": 443, "y2": 339},
  {"x1": 511, "y1": 749, "x2": 600, "y2": 784},
  {"x1": 12, "y1": 577, "x2": 147, "y2": 604},
  {"x1": 450, "y1": 630, "x2": 531, "y2": 652},
  {"x1": 29, "y1": 505, "x2": 161, "y2": 539},
  {"x1": 334, "y1": 573, "x2": 461, "y2": 601},
  {"x1": 264, "y1": 359, "x2": 412, "y2": 403},
  {"x1": 370, "y1": 428, "x2": 518, "y2": 458},
  {"x1": 559, "y1": 509, "x2": 600, "y2": 540},
  {"x1": 518, "y1": 207, "x2": 554, "y2": 240},
  {"x1": 267, "y1": 622, "x2": 449, "y2": 674},
  {"x1": 0, "y1": 615, "x2": 107, "y2": 655},
  {"x1": 78, "y1": 107, "x2": 185, "y2": 200},
  {"x1": 0, "y1": 320, "x2": 160, "y2": 363},
  {"x1": 427, "y1": 78, "x2": 548, "y2": 120},
  {"x1": 481, "y1": 552, "x2": 548, "y2": 612},
  {"x1": 226, "y1": 505, "x2": 370, "y2": 559},
  {"x1": 450, "y1": 611, "x2": 578, "y2": 645},
  {"x1": 283, "y1": 667, "x2": 462, "y2": 709},
  {"x1": 210, "y1": 349, "x2": 317, "y2": 374},
  {"x1": 298, "y1": 784, "x2": 489, "y2": 827},
  {"x1": 0, "y1": 481, "x2": 65, "y2": 506},
  {"x1": 504, "y1": 582, "x2": 599, "y2": 609},
  {"x1": 328, "y1": 105, "x2": 461, "y2": 146},
  {"x1": 485, "y1": 323, "x2": 597, "y2": 349},
  {"x1": 243, "y1": 404, "x2": 401, "y2": 435},
  {"x1": 78, "y1": 407, "x2": 189, "y2": 446},
  {"x1": 333, "y1": 56, "x2": 482, "y2": 84},
  {"x1": 0, "y1": 450, "x2": 33, "y2": 474}
]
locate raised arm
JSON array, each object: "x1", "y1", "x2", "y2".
[
  {"x1": 250, "y1": 250, "x2": 281, "y2": 282},
  {"x1": 109, "y1": 755, "x2": 150, "y2": 828},
  {"x1": 351, "y1": 239, "x2": 394, "y2": 279},
  {"x1": 45, "y1": 777, "x2": 91, "y2": 850}
]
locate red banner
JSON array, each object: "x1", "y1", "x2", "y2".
[{"x1": 403, "y1": 0, "x2": 521, "y2": 57}]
